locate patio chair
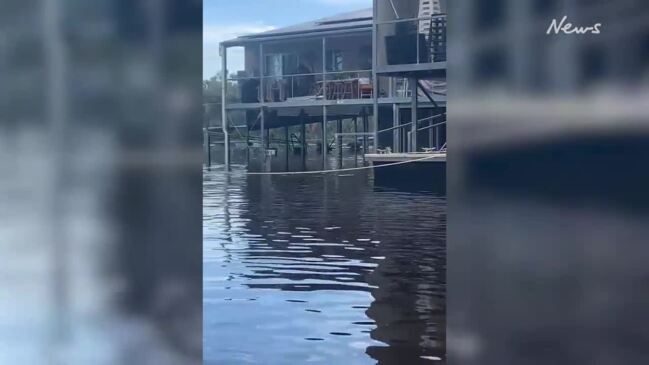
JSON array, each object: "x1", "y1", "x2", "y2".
[{"x1": 359, "y1": 78, "x2": 372, "y2": 99}]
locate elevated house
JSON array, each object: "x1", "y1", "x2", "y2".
[{"x1": 212, "y1": 0, "x2": 446, "y2": 168}]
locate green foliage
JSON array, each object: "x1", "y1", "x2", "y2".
[
  {"x1": 203, "y1": 72, "x2": 241, "y2": 128},
  {"x1": 203, "y1": 73, "x2": 240, "y2": 103}
]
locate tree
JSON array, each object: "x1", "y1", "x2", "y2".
[{"x1": 203, "y1": 72, "x2": 241, "y2": 128}]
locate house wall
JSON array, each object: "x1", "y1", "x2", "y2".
[
  {"x1": 243, "y1": 46, "x2": 261, "y2": 77},
  {"x1": 241, "y1": 32, "x2": 372, "y2": 77},
  {"x1": 326, "y1": 34, "x2": 373, "y2": 72},
  {"x1": 235, "y1": 32, "x2": 400, "y2": 101}
]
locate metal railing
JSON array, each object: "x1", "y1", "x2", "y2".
[
  {"x1": 226, "y1": 69, "x2": 374, "y2": 104},
  {"x1": 332, "y1": 113, "x2": 446, "y2": 155}
]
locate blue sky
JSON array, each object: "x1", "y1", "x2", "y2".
[{"x1": 203, "y1": 0, "x2": 372, "y2": 80}]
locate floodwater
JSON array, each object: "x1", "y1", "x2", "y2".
[{"x1": 203, "y1": 154, "x2": 446, "y2": 364}]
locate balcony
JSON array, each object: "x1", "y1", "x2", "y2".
[
  {"x1": 227, "y1": 70, "x2": 375, "y2": 105},
  {"x1": 222, "y1": 33, "x2": 377, "y2": 107}
]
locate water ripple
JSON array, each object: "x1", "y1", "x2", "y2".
[{"x1": 204, "y1": 166, "x2": 446, "y2": 364}]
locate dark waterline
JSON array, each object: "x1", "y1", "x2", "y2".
[{"x1": 204, "y1": 162, "x2": 446, "y2": 364}]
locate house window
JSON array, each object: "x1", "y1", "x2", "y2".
[
  {"x1": 326, "y1": 49, "x2": 343, "y2": 72},
  {"x1": 266, "y1": 54, "x2": 282, "y2": 76}
]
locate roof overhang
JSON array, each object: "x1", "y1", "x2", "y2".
[{"x1": 221, "y1": 25, "x2": 372, "y2": 47}]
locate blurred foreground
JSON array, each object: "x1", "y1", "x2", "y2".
[
  {"x1": 0, "y1": 1, "x2": 202, "y2": 363},
  {"x1": 448, "y1": 1, "x2": 649, "y2": 364}
]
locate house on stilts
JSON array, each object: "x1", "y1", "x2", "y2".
[{"x1": 206, "y1": 0, "x2": 446, "y2": 170}]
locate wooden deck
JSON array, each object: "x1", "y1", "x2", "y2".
[{"x1": 365, "y1": 152, "x2": 446, "y2": 164}]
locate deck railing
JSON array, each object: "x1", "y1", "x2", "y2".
[{"x1": 226, "y1": 70, "x2": 374, "y2": 104}]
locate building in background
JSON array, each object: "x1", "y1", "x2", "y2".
[
  {"x1": 209, "y1": 1, "x2": 447, "y2": 169},
  {"x1": 418, "y1": 0, "x2": 443, "y2": 34}
]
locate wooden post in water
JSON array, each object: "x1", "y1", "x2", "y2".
[
  {"x1": 322, "y1": 105, "x2": 327, "y2": 170},
  {"x1": 246, "y1": 123, "x2": 250, "y2": 163},
  {"x1": 353, "y1": 116, "x2": 358, "y2": 167},
  {"x1": 266, "y1": 127, "x2": 270, "y2": 149},
  {"x1": 336, "y1": 118, "x2": 343, "y2": 169},
  {"x1": 259, "y1": 43, "x2": 265, "y2": 155},
  {"x1": 285, "y1": 125, "x2": 289, "y2": 171},
  {"x1": 260, "y1": 107, "x2": 265, "y2": 155},
  {"x1": 206, "y1": 130, "x2": 211, "y2": 167},
  {"x1": 300, "y1": 110, "x2": 306, "y2": 170},
  {"x1": 362, "y1": 108, "x2": 368, "y2": 162},
  {"x1": 322, "y1": 37, "x2": 327, "y2": 171}
]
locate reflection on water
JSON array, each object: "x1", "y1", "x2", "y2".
[{"x1": 204, "y1": 163, "x2": 446, "y2": 364}]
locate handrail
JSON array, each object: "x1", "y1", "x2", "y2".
[
  {"x1": 375, "y1": 113, "x2": 445, "y2": 134},
  {"x1": 417, "y1": 113, "x2": 446, "y2": 123},
  {"x1": 227, "y1": 69, "x2": 372, "y2": 81},
  {"x1": 417, "y1": 120, "x2": 446, "y2": 132}
]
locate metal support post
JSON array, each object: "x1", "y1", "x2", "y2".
[
  {"x1": 371, "y1": 5, "x2": 379, "y2": 153},
  {"x1": 266, "y1": 127, "x2": 270, "y2": 149},
  {"x1": 300, "y1": 111, "x2": 307, "y2": 170},
  {"x1": 353, "y1": 116, "x2": 358, "y2": 166},
  {"x1": 260, "y1": 107, "x2": 265, "y2": 154},
  {"x1": 285, "y1": 125, "x2": 289, "y2": 171},
  {"x1": 246, "y1": 123, "x2": 250, "y2": 163},
  {"x1": 410, "y1": 77, "x2": 418, "y2": 152},
  {"x1": 221, "y1": 45, "x2": 229, "y2": 166},
  {"x1": 393, "y1": 104, "x2": 400, "y2": 153},
  {"x1": 436, "y1": 119, "x2": 441, "y2": 150},
  {"x1": 336, "y1": 118, "x2": 343, "y2": 169},
  {"x1": 362, "y1": 109, "x2": 369, "y2": 158},
  {"x1": 322, "y1": 106, "x2": 327, "y2": 170},
  {"x1": 429, "y1": 113, "x2": 435, "y2": 150},
  {"x1": 259, "y1": 43, "x2": 265, "y2": 152}
]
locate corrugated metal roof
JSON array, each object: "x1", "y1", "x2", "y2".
[{"x1": 223, "y1": 8, "x2": 372, "y2": 45}]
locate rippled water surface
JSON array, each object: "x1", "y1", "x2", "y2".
[{"x1": 204, "y1": 165, "x2": 446, "y2": 364}]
